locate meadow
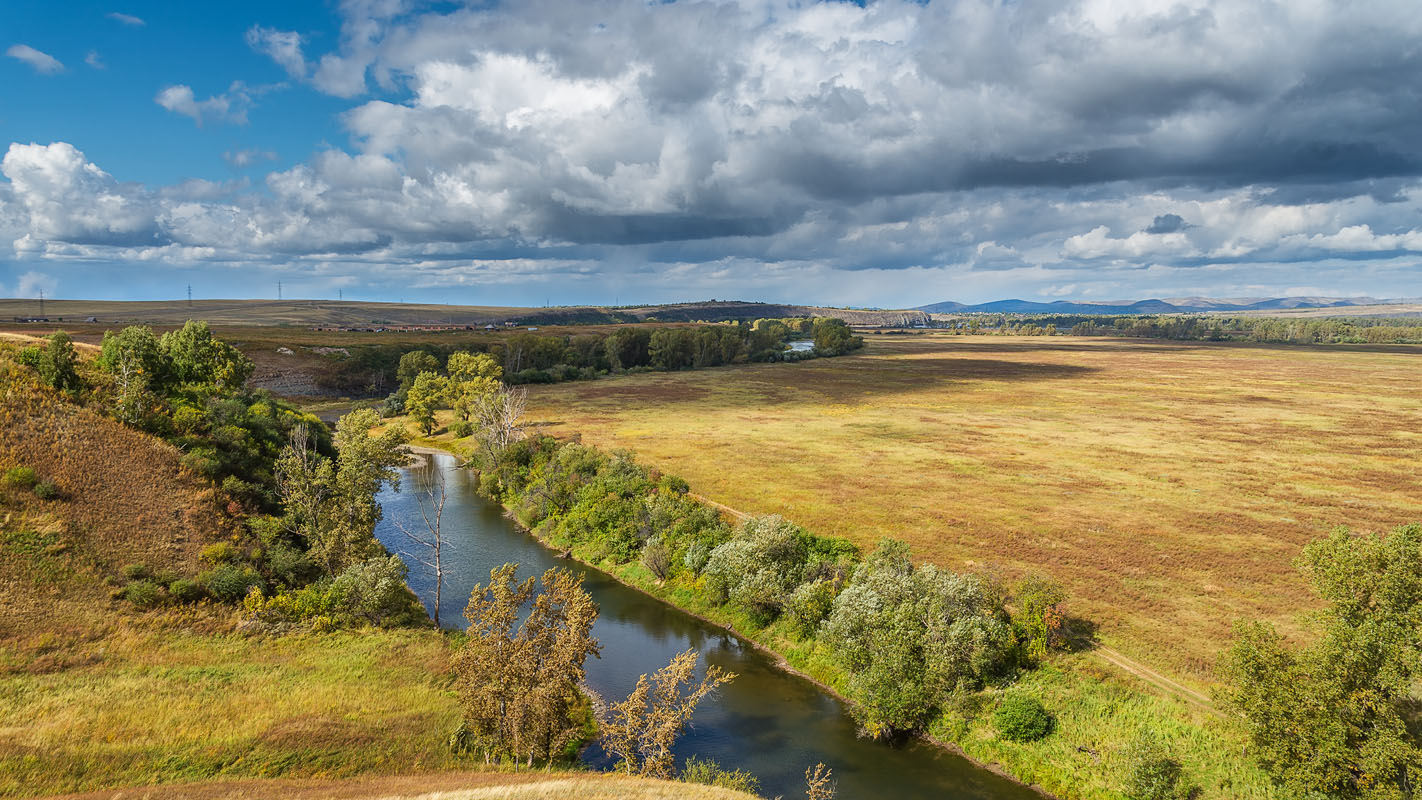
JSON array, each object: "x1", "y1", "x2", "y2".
[{"x1": 520, "y1": 333, "x2": 1422, "y2": 685}]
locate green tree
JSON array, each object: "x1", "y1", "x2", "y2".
[
  {"x1": 396, "y1": 350, "x2": 440, "y2": 394},
  {"x1": 1223, "y1": 524, "x2": 1422, "y2": 799},
  {"x1": 159, "y1": 320, "x2": 253, "y2": 388},
  {"x1": 1013, "y1": 574, "x2": 1068, "y2": 662},
  {"x1": 97, "y1": 325, "x2": 167, "y2": 423},
  {"x1": 446, "y1": 351, "x2": 502, "y2": 421},
  {"x1": 405, "y1": 371, "x2": 447, "y2": 435},
  {"x1": 812, "y1": 318, "x2": 861, "y2": 356}
]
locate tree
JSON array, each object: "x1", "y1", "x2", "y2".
[
  {"x1": 812, "y1": 318, "x2": 861, "y2": 356},
  {"x1": 1122, "y1": 729, "x2": 1189, "y2": 800},
  {"x1": 446, "y1": 351, "x2": 502, "y2": 421},
  {"x1": 1223, "y1": 524, "x2": 1422, "y2": 799},
  {"x1": 276, "y1": 410, "x2": 409, "y2": 575},
  {"x1": 454, "y1": 564, "x2": 601, "y2": 765},
  {"x1": 600, "y1": 648, "x2": 734, "y2": 779},
  {"x1": 160, "y1": 320, "x2": 253, "y2": 389},
  {"x1": 703, "y1": 515, "x2": 811, "y2": 620},
  {"x1": 394, "y1": 460, "x2": 450, "y2": 626},
  {"x1": 43, "y1": 331, "x2": 83, "y2": 393},
  {"x1": 97, "y1": 325, "x2": 166, "y2": 423},
  {"x1": 473, "y1": 384, "x2": 527, "y2": 459},
  {"x1": 396, "y1": 350, "x2": 440, "y2": 394},
  {"x1": 405, "y1": 371, "x2": 447, "y2": 435},
  {"x1": 1013, "y1": 574, "x2": 1068, "y2": 662},
  {"x1": 821, "y1": 539, "x2": 1014, "y2": 738}
]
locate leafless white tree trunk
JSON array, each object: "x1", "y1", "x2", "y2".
[
  {"x1": 475, "y1": 385, "x2": 528, "y2": 460},
  {"x1": 395, "y1": 461, "x2": 449, "y2": 626}
]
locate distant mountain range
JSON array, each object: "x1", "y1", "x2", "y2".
[{"x1": 915, "y1": 296, "x2": 1409, "y2": 315}]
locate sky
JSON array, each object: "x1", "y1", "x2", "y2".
[{"x1": 2, "y1": 0, "x2": 1421, "y2": 308}]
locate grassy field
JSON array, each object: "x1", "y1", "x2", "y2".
[{"x1": 518, "y1": 333, "x2": 1422, "y2": 684}]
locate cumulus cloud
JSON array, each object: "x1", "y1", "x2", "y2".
[
  {"x1": 7, "y1": 0, "x2": 1422, "y2": 304},
  {"x1": 106, "y1": 12, "x2": 145, "y2": 27},
  {"x1": 6, "y1": 44, "x2": 64, "y2": 75},
  {"x1": 2, "y1": 142, "x2": 160, "y2": 248}
]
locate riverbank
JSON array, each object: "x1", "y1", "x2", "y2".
[{"x1": 387, "y1": 430, "x2": 1280, "y2": 800}]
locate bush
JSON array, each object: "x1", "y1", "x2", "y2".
[
  {"x1": 121, "y1": 563, "x2": 151, "y2": 581},
  {"x1": 993, "y1": 694, "x2": 1053, "y2": 742},
  {"x1": 683, "y1": 541, "x2": 711, "y2": 575},
  {"x1": 32, "y1": 480, "x2": 59, "y2": 500},
  {"x1": 1122, "y1": 730, "x2": 1190, "y2": 800},
  {"x1": 641, "y1": 537, "x2": 673, "y2": 580},
  {"x1": 328, "y1": 555, "x2": 420, "y2": 626},
  {"x1": 266, "y1": 542, "x2": 320, "y2": 587},
  {"x1": 200, "y1": 563, "x2": 266, "y2": 602},
  {"x1": 450, "y1": 420, "x2": 475, "y2": 438},
  {"x1": 703, "y1": 515, "x2": 810, "y2": 620},
  {"x1": 681, "y1": 756, "x2": 760, "y2": 794},
  {"x1": 124, "y1": 579, "x2": 166, "y2": 609},
  {"x1": 201, "y1": 541, "x2": 239, "y2": 565},
  {"x1": 168, "y1": 578, "x2": 206, "y2": 604},
  {"x1": 3, "y1": 466, "x2": 37, "y2": 489},
  {"x1": 785, "y1": 578, "x2": 837, "y2": 637}
]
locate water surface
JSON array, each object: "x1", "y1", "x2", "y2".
[{"x1": 375, "y1": 454, "x2": 1039, "y2": 800}]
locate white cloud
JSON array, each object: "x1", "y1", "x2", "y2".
[
  {"x1": 222, "y1": 149, "x2": 278, "y2": 168},
  {"x1": 106, "y1": 12, "x2": 145, "y2": 27},
  {"x1": 246, "y1": 26, "x2": 306, "y2": 79},
  {"x1": 1, "y1": 142, "x2": 159, "y2": 247},
  {"x1": 14, "y1": 270, "x2": 58, "y2": 298},
  {"x1": 6, "y1": 44, "x2": 64, "y2": 75},
  {"x1": 155, "y1": 83, "x2": 259, "y2": 126},
  {"x1": 85, "y1": 50, "x2": 105, "y2": 69}
]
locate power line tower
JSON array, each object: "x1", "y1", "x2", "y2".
[
  {"x1": 277, "y1": 281, "x2": 283, "y2": 301},
  {"x1": 38, "y1": 288, "x2": 44, "y2": 318},
  {"x1": 338, "y1": 288, "x2": 343, "y2": 301},
  {"x1": 187, "y1": 285, "x2": 192, "y2": 308}
]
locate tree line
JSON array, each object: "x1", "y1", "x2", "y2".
[{"x1": 933, "y1": 313, "x2": 1422, "y2": 344}]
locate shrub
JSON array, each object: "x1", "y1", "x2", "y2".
[
  {"x1": 32, "y1": 480, "x2": 59, "y2": 500},
  {"x1": 3, "y1": 466, "x2": 37, "y2": 489},
  {"x1": 703, "y1": 515, "x2": 810, "y2": 619},
  {"x1": 121, "y1": 563, "x2": 151, "y2": 581},
  {"x1": 450, "y1": 420, "x2": 475, "y2": 438},
  {"x1": 785, "y1": 578, "x2": 838, "y2": 637},
  {"x1": 266, "y1": 542, "x2": 320, "y2": 587},
  {"x1": 683, "y1": 541, "x2": 711, "y2": 575},
  {"x1": 641, "y1": 537, "x2": 673, "y2": 580},
  {"x1": 329, "y1": 555, "x2": 420, "y2": 626},
  {"x1": 1122, "y1": 730, "x2": 1189, "y2": 800},
  {"x1": 124, "y1": 579, "x2": 166, "y2": 609},
  {"x1": 168, "y1": 578, "x2": 205, "y2": 604},
  {"x1": 681, "y1": 756, "x2": 761, "y2": 794},
  {"x1": 201, "y1": 563, "x2": 266, "y2": 602},
  {"x1": 993, "y1": 694, "x2": 1053, "y2": 742},
  {"x1": 201, "y1": 541, "x2": 239, "y2": 565}
]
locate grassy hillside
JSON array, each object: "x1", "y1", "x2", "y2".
[{"x1": 518, "y1": 333, "x2": 1422, "y2": 685}]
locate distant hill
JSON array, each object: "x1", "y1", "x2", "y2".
[
  {"x1": 917, "y1": 296, "x2": 1409, "y2": 315},
  {"x1": 0, "y1": 298, "x2": 929, "y2": 328}
]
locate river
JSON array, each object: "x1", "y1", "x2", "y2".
[{"x1": 374, "y1": 453, "x2": 1041, "y2": 800}]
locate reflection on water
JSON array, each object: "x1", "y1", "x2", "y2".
[{"x1": 375, "y1": 454, "x2": 1039, "y2": 800}]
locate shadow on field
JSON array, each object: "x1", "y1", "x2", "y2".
[
  {"x1": 885, "y1": 357, "x2": 1099, "y2": 382},
  {"x1": 1062, "y1": 615, "x2": 1101, "y2": 653}
]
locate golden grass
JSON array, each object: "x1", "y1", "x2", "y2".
[{"x1": 518, "y1": 334, "x2": 1422, "y2": 684}]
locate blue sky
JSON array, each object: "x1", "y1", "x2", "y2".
[{"x1": 3, "y1": 0, "x2": 1422, "y2": 307}]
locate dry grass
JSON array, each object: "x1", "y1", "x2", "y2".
[{"x1": 520, "y1": 334, "x2": 1422, "y2": 684}]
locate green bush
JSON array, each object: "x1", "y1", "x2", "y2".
[
  {"x1": 3, "y1": 467, "x2": 37, "y2": 489},
  {"x1": 31, "y1": 480, "x2": 59, "y2": 500},
  {"x1": 124, "y1": 579, "x2": 166, "y2": 609},
  {"x1": 200, "y1": 563, "x2": 266, "y2": 602},
  {"x1": 120, "y1": 563, "x2": 151, "y2": 581},
  {"x1": 993, "y1": 693, "x2": 1053, "y2": 742},
  {"x1": 785, "y1": 578, "x2": 837, "y2": 637},
  {"x1": 168, "y1": 578, "x2": 206, "y2": 604},
  {"x1": 450, "y1": 420, "x2": 475, "y2": 438},
  {"x1": 266, "y1": 542, "x2": 320, "y2": 587},
  {"x1": 681, "y1": 756, "x2": 760, "y2": 794},
  {"x1": 1122, "y1": 730, "x2": 1189, "y2": 800},
  {"x1": 200, "y1": 541, "x2": 239, "y2": 565}
]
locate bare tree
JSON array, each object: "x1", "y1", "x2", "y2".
[
  {"x1": 474, "y1": 384, "x2": 528, "y2": 459},
  {"x1": 394, "y1": 459, "x2": 450, "y2": 626}
]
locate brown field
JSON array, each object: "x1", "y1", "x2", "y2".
[{"x1": 522, "y1": 334, "x2": 1422, "y2": 683}]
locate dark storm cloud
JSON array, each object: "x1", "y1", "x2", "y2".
[{"x1": 1145, "y1": 214, "x2": 1191, "y2": 234}]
